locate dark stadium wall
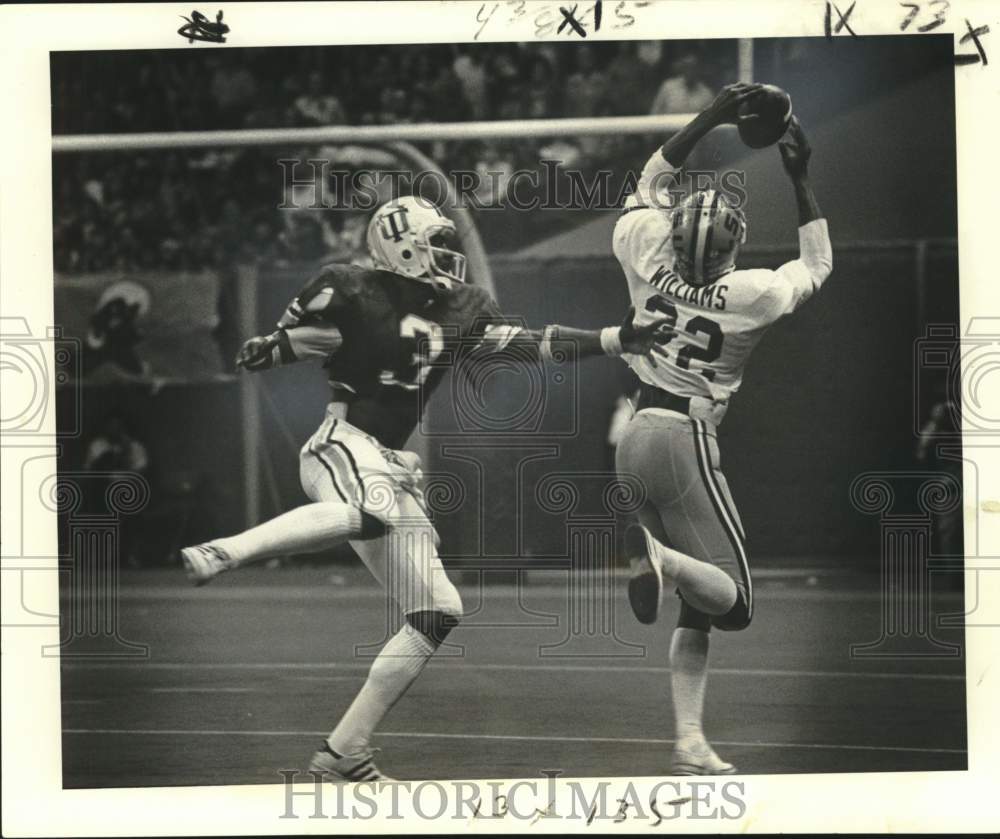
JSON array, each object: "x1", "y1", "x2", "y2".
[{"x1": 735, "y1": 36, "x2": 958, "y2": 245}]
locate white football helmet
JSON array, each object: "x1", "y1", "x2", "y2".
[
  {"x1": 671, "y1": 189, "x2": 747, "y2": 287},
  {"x1": 366, "y1": 196, "x2": 467, "y2": 290}
]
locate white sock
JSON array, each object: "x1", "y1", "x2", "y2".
[
  {"x1": 212, "y1": 502, "x2": 363, "y2": 567},
  {"x1": 651, "y1": 541, "x2": 737, "y2": 616},
  {"x1": 327, "y1": 622, "x2": 435, "y2": 757},
  {"x1": 670, "y1": 627, "x2": 710, "y2": 742}
]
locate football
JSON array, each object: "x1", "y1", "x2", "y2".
[{"x1": 738, "y1": 84, "x2": 793, "y2": 148}]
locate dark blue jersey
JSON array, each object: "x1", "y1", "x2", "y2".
[{"x1": 278, "y1": 263, "x2": 512, "y2": 449}]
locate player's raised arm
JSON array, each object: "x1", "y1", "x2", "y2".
[
  {"x1": 623, "y1": 83, "x2": 763, "y2": 214},
  {"x1": 768, "y1": 117, "x2": 833, "y2": 313},
  {"x1": 659, "y1": 82, "x2": 765, "y2": 168}
]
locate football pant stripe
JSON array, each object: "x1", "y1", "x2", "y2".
[
  {"x1": 694, "y1": 417, "x2": 749, "y2": 562},
  {"x1": 691, "y1": 419, "x2": 752, "y2": 617},
  {"x1": 310, "y1": 443, "x2": 349, "y2": 504},
  {"x1": 329, "y1": 440, "x2": 365, "y2": 505},
  {"x1": 323, "y1": 419, "x2": 367, "y2": 505},
  {"x1": 695, "y1": 418, "x2": 751, "y2": 614},
  {"x1": 696, "y1": 419, "x2": 746, "y2": 543}
]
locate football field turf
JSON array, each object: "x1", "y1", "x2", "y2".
[{"x1": 59, "y1": 566, "x2": 967, "y2": 788}]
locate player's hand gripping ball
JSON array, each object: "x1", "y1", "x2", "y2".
[{"x1": 737, "y1": 84, "x2": 793, "y2": 149}]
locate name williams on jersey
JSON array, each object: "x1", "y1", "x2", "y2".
[{"x1": 649, "y1": 264, "x2": 729, "y2": 311}]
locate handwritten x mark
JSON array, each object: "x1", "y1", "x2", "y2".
[
  {"x1": 825, "y1": 1, "x2": 858, "y2": 38},
  {"x1": 558, "y1": 4, "x2": 587, "y2": 37},
  {"x1": 956, "y1": 19, "x2": 989, "y2": 66}
]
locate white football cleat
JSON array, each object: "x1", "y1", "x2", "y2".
[
  {"x1": 180, "y1": 543, "x2": 232, "y2": 586},
  {"x1": 626, "y1": 524, "x2": 663, "y2": 625},
  {"x1": 671, "y1": 737, "x2": 737, "y2": 775},
  {"x1": 308, "y1": 742, "x2": 395, "y2": 783}
]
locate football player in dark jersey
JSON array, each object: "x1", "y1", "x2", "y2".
[{"x1": 181, "y1": 195, "x2": 669, "y2": 782}]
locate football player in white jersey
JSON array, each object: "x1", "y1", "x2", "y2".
[{"x1": 612, "y1": 83, "x2": 833, "y2": 775}]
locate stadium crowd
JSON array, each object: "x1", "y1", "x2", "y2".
[{"x1": 53, "y1": 42, "x2": 732, "y2": 273}]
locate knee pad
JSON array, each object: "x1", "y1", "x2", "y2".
[
  {"x1": 406, "y1": 609, "x2": 461, "y2": 648},
  {"x1": 677, "y1": 597, "x2": 713, "y2": 632},
  {"x1": 711, "y1": 584, "x2": 752, "y2": 632}
]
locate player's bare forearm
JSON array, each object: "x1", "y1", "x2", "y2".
[
  {"x1": 539, "y1": 326, "x2": 606, "y2": 359},
  {"x1": 476, "y1": 326, "x2": 605, "y2": 365},
  {"x1": 779, "y1": 117, "x2": 823, "y2": 225},
  {"x1": 480, "y1": 310, "x2": 671, "y2": 365},
  {"x1": 661, "y1": 83, "x2": 765, "y2": 168},
  {"x1": 792, "y1": 174, "x2": 823, "y2": 226},
  {"x1": 661, "y1": 110, "x2": 718, "y2": 168}
]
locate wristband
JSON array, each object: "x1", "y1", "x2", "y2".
[{"x1": 600, "y1": 326, "x2": 624, "y2": 357}]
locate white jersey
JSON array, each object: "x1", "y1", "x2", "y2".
[{"x1": 612, "y1": 149, "x2": 832, "y2": 423}]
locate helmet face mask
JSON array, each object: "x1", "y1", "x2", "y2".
[
  {"x1": 670, "y1": 190, "x2": 747, "y2": 288},
  {"x1": 366, "y1": 197, "x2": 467, "y2": 290},
  {"x1": 425, "y1": 228, "x2": 466, "y2": 287}
]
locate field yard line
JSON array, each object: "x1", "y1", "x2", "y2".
[
  {"x1": 60, "y1": 728, "x2": 966, "y2": 755},
  {"x1": 61, "y1": 660, "x2": 965, "y2": 681},
  {"x1": 149, "y1": 687, "x2": 256, "y2": 693}
]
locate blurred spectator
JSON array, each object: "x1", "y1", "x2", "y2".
[
  {"x1": 294, "y1": 71, "x2": 347, "y2": 126},
  {"x1": 650, "y1": 50, "x2": 714, "y2": 115},
  {"x1": 453, "y1": 48, "x2": 488, "y2": 119},
  {"x1": 486, "y1": 46, "x2": 523, "y2": 114},
  {"x1": 473, "y1": 142, "x2": 515, "y2": 207},
  {"x1": 84, "y1": 412, "x2": 149, "y2": 477},
  {"x1": 427, "y1": 61, "x2": 468, "y2": 122},
  {"x1": 378, "y1": 85, "x2": 408, "y2": 124},
  {"x1": 524, "y1": 55, "x2": 558, "y2": 119},
  {"x1": 209, "y1": 57, "x2": 258, "y2": 126},
  {"x1": 637, "y1": 41, "x2": 663, "y2": 69},
  {"x1": 564, "y1": 45, "x2": 608, "y2": 118},
  {"x1": 565, "y1": 46, "x2": 610, "y2": 159},
  {"x1": 605, "y1": 42, "x2": 651, "y2": 117}
]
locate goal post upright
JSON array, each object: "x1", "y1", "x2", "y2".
[
  {"x1": 738, "y1": 38, "x2": 754, "y2": 82},
  {"x1": 235, "y1": 265, "x2": 261, "y2": 529}
]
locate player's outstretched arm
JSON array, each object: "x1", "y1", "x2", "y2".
[
  {"x1": 624, "y1": 83, "x2": 764, "y2": 212},
  {"x1": 660, "y1": 82, "x2": 765, "y2": 167},
  {"x1": 779, "y1": 116, "x2": 824, "y2": 225},
  {"x1": 761, "y1": 117, "x2": 833, "y2": 319},
  {"x1": 778, "y1": 117, "x2": 832, "y2": 282},
  {"x1": 479, "y1": 308, "x2": 671, "y2": 364}
]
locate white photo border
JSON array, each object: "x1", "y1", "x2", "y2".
[{"x1": 1, "y1": 1, "x2": 998, "y2": 835}]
